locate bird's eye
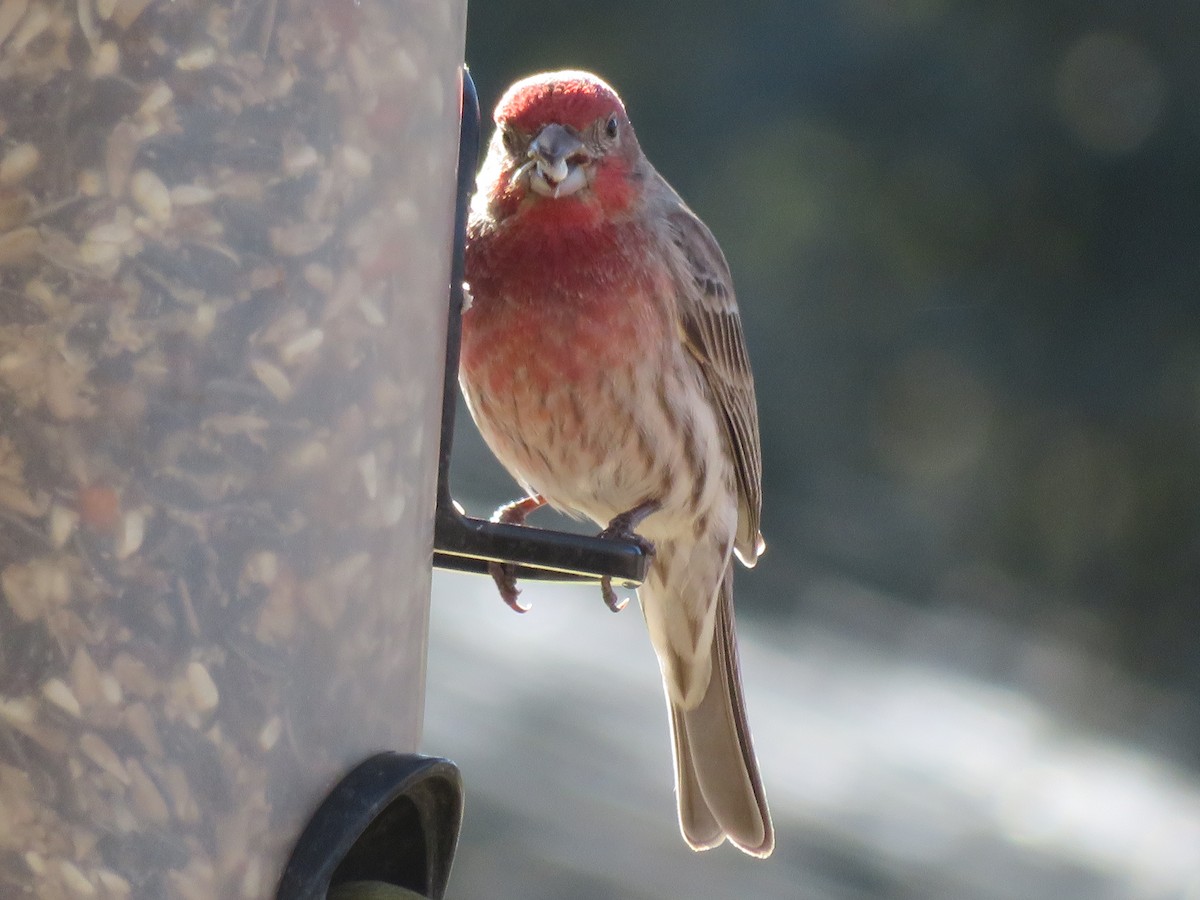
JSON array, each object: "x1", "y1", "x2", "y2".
[
  {"x1": 501, "y1": 127, "x2": 520, "y2": 154},
  {"x1": 605, "y1": 115, "x2": 619, "y2": 139}
]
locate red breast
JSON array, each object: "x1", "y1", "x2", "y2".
[{"x1": 462, "y1": 205, "x2": 673, "y2": 401}]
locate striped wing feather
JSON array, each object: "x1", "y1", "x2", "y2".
[{"x1": 665, "y1": 205, "x2": 764, "y2": 564}]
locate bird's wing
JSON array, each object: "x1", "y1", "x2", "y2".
[{"x1": 666, "y1": 203, "x2": 765, "y2": 565}]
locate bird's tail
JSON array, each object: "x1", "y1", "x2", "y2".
[{"x1": 668, "y1": 571, "x2": 773, "y2": 857}]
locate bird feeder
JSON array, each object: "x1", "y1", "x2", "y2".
[{"x1": 0, "y1": 0, "x2": 466, "y2": 895}]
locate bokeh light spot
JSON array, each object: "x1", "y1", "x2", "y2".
[{"x1": 1054, "y1": 31, "x2": 1166, "y2": 155}]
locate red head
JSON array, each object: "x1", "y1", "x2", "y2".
[
  {"x1": 496, "y1": 70, "x2": 627, "y2": 134},
  {"x1": 474, "y1": 70, "x2": 644, "y2": 219}
]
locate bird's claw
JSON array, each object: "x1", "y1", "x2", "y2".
[
  {"x1": 596, "y1": 500, "x2": 659, "y2": 613},
  {"x1": 489, "y1": 560, "x2": 531, "y2": 613},
  {"x1": 599, "y1": 576, "x2": 630, "y2": 613},
  {"x1": 487, "y1": 495, "x2": 546, "y2": 613}
]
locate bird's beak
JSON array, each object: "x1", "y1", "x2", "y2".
[{"x1": 528, "y1": 124, "x2": 590, "y2": 198}]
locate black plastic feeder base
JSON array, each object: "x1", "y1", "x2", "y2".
[{"x1": 276, "y1": 752, "x2": 463, "y2": 900}]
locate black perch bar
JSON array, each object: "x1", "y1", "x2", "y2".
[{"x1": 431, "y1": 70, "x2": 651, "y2": 590}]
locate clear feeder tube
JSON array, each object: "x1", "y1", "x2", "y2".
[{"x1": 0, "y1": 0, "x2": 467, "y2": 895}]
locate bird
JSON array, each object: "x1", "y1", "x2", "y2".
[{"x1": 459, "y1": 69, "x2": 773, "y2": 858}]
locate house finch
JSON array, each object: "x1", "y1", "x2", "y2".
[{"x1": 459, "y1": 70, "x2": 773, "y2": 858}]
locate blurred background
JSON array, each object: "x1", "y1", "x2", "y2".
[{"x1": 425, "y1": 2, "x2": 1200, "y2": 897}]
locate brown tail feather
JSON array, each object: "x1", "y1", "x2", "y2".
[{"x1": 669, "y1": 572, "x2": 773, "y2": 857}]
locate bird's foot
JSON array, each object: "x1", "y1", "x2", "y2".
[
  {"x1": 596, "y1": 499, "x2": 660, "y2": 613},
  {"x1": 487, "y1": 495, "x2": 546, "y2": 614}
]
